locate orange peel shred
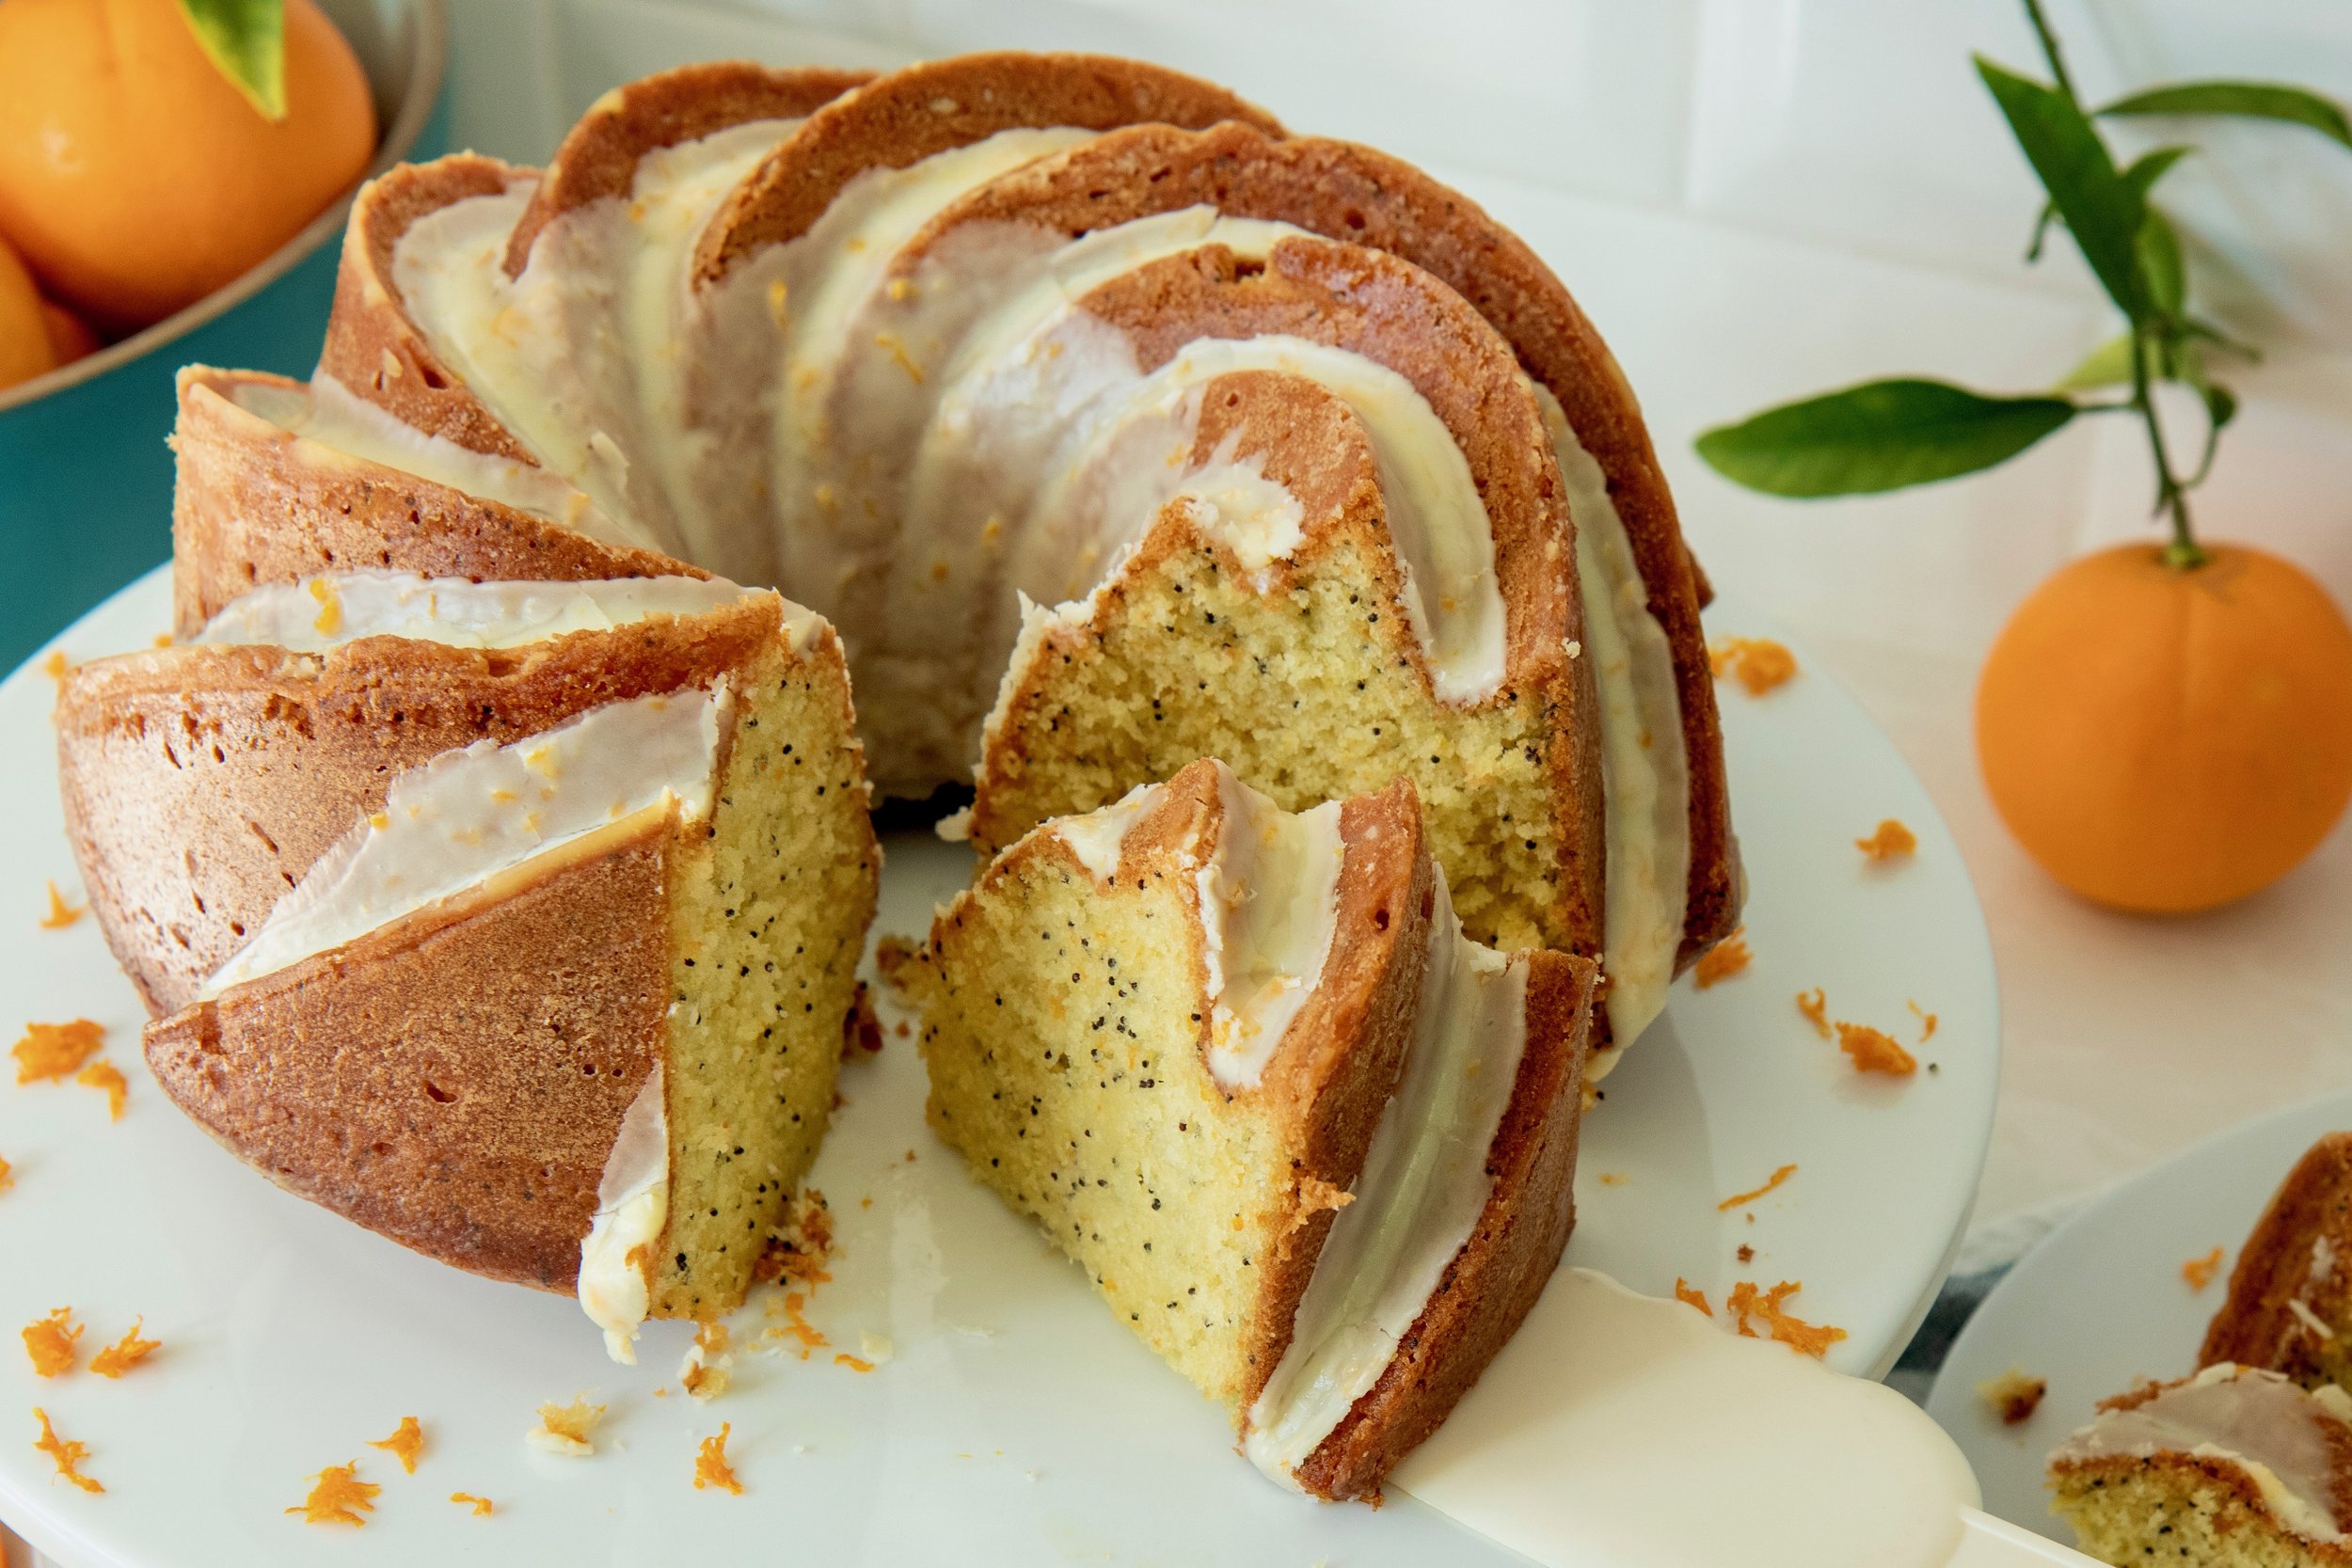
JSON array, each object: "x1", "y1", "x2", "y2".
[
  {"x1": 1725, "y1": 1280, "x2": 1848, "y2": 1358},
  {"x1": 287, "y1": 1463, "x2": 379, "y2": 1526},
  {"x1": 1673, "y1": 1277, "x2": 1713, "y2": 1318},
  {"x1": 88, "y1": 1319, "x2": 159, "y2": 1378},
  {"x1": 1836, "y1": 1022, "x2": 1918, "y2": 1077},
  {"x1": 1709, "y1": 637, "x2": 1798, "y2": 697},
  {"x1": 39, "y1": 881, "x2": 85, "y2": 929},
  {"x1": 32, "y1": 1407, "x2": 102, "y2": 1493},
  {"x1": 1855, "y1": 819, "x2": 1917, "y2": 862},
  {"x1": 13, "y1": 1019, "x2": 104, "y2": 1084},
  {"x1": 2183, "y1": 1246, "x2": 2226, "y2": 1292},
  {"x1": 367, "y1": 1416, "x2": 423, "y2": 1474},
  {"x1": 23, "y1": 1307, "x2": 80, "y2": 1377},
  {"x1": 1717, "y1": 1164, "x2": 1799, "y2": 1212},
  {"x1": 75, "y1": 1059, "x2": 127, "y2": 1120},
  {"x1": 694, "y1": 1422, "x2": 743, "y2": 1495},
  {"x1": 1795, "y1": 989, "x2": 1831, "y2": 1040},
  {"x1": 1692, "y1": 930, "x2": 1751, "y2": 990},
  {"x1": 451, "y1": 1491, "x2": 494, "y2": 1515}
]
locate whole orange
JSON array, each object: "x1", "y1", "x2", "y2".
[
  {"x1": 0, "y1": 234, "x2": 57, "y2": 390},
  {"x1": 40, "y1": 299, "x2": 103, "y2": 366},
  {"x1": 1978, "y1": 543, "x2": 2352, "y2": 913},
  {"x1": 0, "y1": 0, "x2": 377, "y2": 334}
]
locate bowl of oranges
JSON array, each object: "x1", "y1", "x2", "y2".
[{"x1": 0, "y1": 0, "x2": 448, "y2": 668}]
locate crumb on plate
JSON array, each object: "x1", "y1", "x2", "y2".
[
  {"x1": 529, "y1": 1395, "x2": 605, "y2": 1457},
  {"x1": 1978, "y1": 1368, "x2": 2047, "y2": 1424}
]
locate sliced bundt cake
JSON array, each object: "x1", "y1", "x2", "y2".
[
  {"x1": 60, "y1": 573, "x2": 878, "y2": 1354},
  {"x1": 898, "y1": 759, "x2": 1596, "y2": 1498},
  {"x1": 2201, "y1": 1132, "x2": 2352, "y2": 1392}
]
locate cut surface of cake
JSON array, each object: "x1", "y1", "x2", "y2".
[
  {"x1": 897, "y1": 758, "x2": 1596, "y2": 1498},
  {"x1": 2203, "y1": 1132, "x2": 2352, "y2": 1392},
  {"x1": 70, "y1": 572, "x2": 879, "y2": 1354},
  {"x1": 2048, "y1": 1363, "x2": 2352, "y2": 1565},
  {"x1": 161, "y1": 50, "x2": 1740, "y2": 1073}
]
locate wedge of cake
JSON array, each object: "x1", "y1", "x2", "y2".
[
  {"x1": 2202, "y1": 1132, "x2": 2352, "y2": 1391},
  {"x1": 61, "y1": 572, "x2": 878, "y2": 1354},
  {"x1": 897, "y1": 758, "x2": 1596, "y2": 1499},
  {"x1": 2048, "y1": 1363, "x2": 2352, "y2": 1564}
]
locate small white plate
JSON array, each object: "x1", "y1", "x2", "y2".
[
  {"x1": 1927, "y1": 1085, "x2": 2352, "y2": 1545},
  {"x1": 1, "y1": 568, "x2": 1998, "y2": 1565}
]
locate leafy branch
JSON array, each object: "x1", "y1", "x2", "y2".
[{"x1": 1695, "y1": 0, "x2": 2352, "y2": 568}]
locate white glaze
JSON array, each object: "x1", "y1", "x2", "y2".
[
  {"x1": 1397, "y1": 1269, "x2": 1979, "y2": 1567},
  {"x1": 2053, "y1": 1363, "x2": 2352, "y2": 1542},
  {"x1": 1049, "y1": 780, "x2": 1158, "y2": 881},
  {"x1": 1194, "y1": 768, "x2": 1345, "y2": 1091},
  {"x1": 1244, "y1": 866, "x2": 1528, "y2": 1487},
  {"x1": 205, "y1": 684, "x2": 731, "y2": 996},
  {"x1": 195, "y1": 571, "x2": 752, "y2": 653},
  {"x1": 1532, "y1": 387, "x2": 1690, "y2": 1066},
  {"x1": 578, "y1": 1065, "x2": 670, "y2": 1363}
]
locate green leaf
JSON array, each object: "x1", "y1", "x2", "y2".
[
  {"x1": 176, "y1": 0, "x2": 286, "y2": 121},
  {"x1": 1977, "y1": 55, "x2": 2148, "y2": 322},
  {"x1": 2187, "y1": 381, "x2": 2238, "y2": 485},
  {"x1": 2122, "y1": 145, "x2": 2195, "y2": 198},
  {"x1": 2100, "y1": 80, "x2": 2352, "y2": 150},
  {"x1": 2137, "y1": 207, "x2": 2186, "y2": 323},
  {"x1": 2058, "y1": 333, "x2": 2137, "y2": 390},
  {"x1": 1694, "y1": 379, "x2": 2078, "y2": 499}
]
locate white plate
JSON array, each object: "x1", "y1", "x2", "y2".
[
  {"x1": 1926, "y1": 1085, "x2": 2352, "y2": 1545},
  {"x1": 1, "y1": 567, "x2": 1998, "y2": 1566}
]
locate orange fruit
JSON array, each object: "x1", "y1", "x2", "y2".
[
  {"x1": 0, "y1": 0, "x2": 376, "y2": 334},
  {"x1": 0, "y1": 233, "x2": 57, "y2": 390},
  {"x1": 41, "y1": 299, "x2": 102, "y2": 366},
  {"x1": 1978, "y1": 542, "x2": 2352, "y2": 913}
]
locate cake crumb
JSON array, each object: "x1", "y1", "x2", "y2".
[
  {"x1": 450, "y1": 1492, "x2": 493, "y2": 1516},
  {"x1": 13, "y1": 1019, "x2": 104, "y2": 1084},
  {"x1": 88, "y1": 1320, "x2": 159, "y2": 1379},
  {"x1": 1737, "y1": 1244, "x2": 1755, "y2": 1263},
  {"x1": 858, "y1": 1331, "x2": 895, "y2": 1366},
  {"x1": 1718, "y1": 1164, "x2": 1798, "y2": 1212},
  {"x1": 287, "y1": 1463, "x2": 377, "y2": 1526},
  {"x1": 32, "y1": 1407, "x2": 101, "y2": 1493},
  {"x1": 1726, "y1": 1280, "x2": 1848, "y2": 1358},
  {"x1": 1692, "y1": 930, "x2": 1751, "y2": 989},
  {"x1": 681, "y1": 1323, "x2": 733, "y2": 1402},
  {"x1": 75, "y1": 1059, "x2": 127, "y2": 1120},
  {"x1": 1855, "y1": 819, "x2": 1917, "y2": 862},
  {"x1": 529, "y1": 1395, "x2": 605, "y2": 1457},
  {"x1": 38, "y1": 882, "x2": 85, "y2": 929},
  {"x1": 23, "y1": 1307, "x2": 80, "y2": 1376},
  {"x1": 367, "y1": 1417, "x2": 423, "y2": 1474},
  {"x1": 1978, "y1": 1368, "x2": 2047, "y2": 1424},
  {"x1": 1794, "y1": 990, "x2": 1831, "y2": 1040},
  {"x1": 694, "y1": 1423, "x2": 742, "y2": 1494},
  {"x1": 1709, "y1": 637, "x2": 1798, "y2": 696},
  {"x1": 1673, "y1": 1277, "x2": 1713, "y2": 1318},
  {"x1": 1908, "y1": 1000, "x2": 1939, "y2": 1042},
  {"x1": 2182, "y1": 1245, "x2": 2226, "y2": 1292},
  {"x1": 1836, "y1": 1022, "x2": 1917, "y2": 1077}
]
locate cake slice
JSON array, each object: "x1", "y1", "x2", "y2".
[
  {"x1": 72, "y1": 572, "x2": 879, "y2": 1354},
  {"x1": 898, "y1": 758, "x2": 1595, "y2": 1498},
  {"x1": 2048, "y1": 1363, "x2": 2352, "y2": 1564},
  {"x1": 2202, "y1": 1132, "x2": 2352, "y2": 1392}
]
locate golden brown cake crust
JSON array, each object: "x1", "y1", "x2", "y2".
[
  {"x1": 2051, "y1": 1447, "x2": 2352, "y2": 1565},
  {"x1": 502, "y1": 61, "x2": 872, "y2": 276},
  {"x1": 143, "y1": 816, "x2": 675, "y2": 1293},
  {"x1": 693, "y1": 52, "x2": 1281, "y2": 284},
  {"x1": 2201, "y1": 1132, "x2": 2352, "y2": 1385},
  {"x1": 169, "y1": 368, "x2": 689, "y2": 635},
  {"x1": 906, "y1": 118, "x2": 1733, "y2": 966},
  {"x1": 56, "y1": 593, "x2": 781, "y2": 1016}
]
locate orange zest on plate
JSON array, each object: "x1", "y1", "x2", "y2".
[
  {"x1": 40, "y1": 651, "x2": 72, "y2": 692},
  {"x1": 2182, "y1": 1245, "x2": 2226, "y2": 1292},
  {"x1": 1855, "y1": 818, "x2": 1917, "y2": 862},
  {"x1": 770, "y1": 1291, "x2": 829, "y2": 1360},
  {"x1": 1708, "y1": 636, "x2": 1798, "y2": 697},
  {"x1": 1717, "y1": 1163, "x2": 1798, "y2": 1212},
  {"x1": 1725, "y1": 1280, "x2": 1848, "y2": 1358},
  {"x1": 75, "y1": 1058, "x2": 127, "y2": 1119},
  {"x1": 287, "y1": 1463, "x2": 379, "y2": 1526},
  {"x1": 1835, "y1": 1022, "x2": 1917, "y2": 1076},
  {"x1": 1692, "y1": 929, "x2": 1751, "y2": 990},
  {"x1": 12, "y1": 1018, "x2": 104, "y2": 1084},
  {"x1": 1908, "y1": 1000, "x2": 1939, "y2": 1042},
  {"x1": 450, "y1": 1491, "x2": 494, "y2": 1515},
  {"x1": 88, "y1": 1319, "x2": 159, "y2": 1378},
  {"x1": 367, "y1": 1416, "x2": 424, "y2": 1474},
  {"x1": 1794, "y1": 989, "x2": 1831, "y2": 1040},
  {"x1": 694, "y1": 1422, "x2": 743, "y2": 1494},
  {"x1": 39, "y1": 881, "x2": 85, "y2": 929},
  {"x1": 1673, "y1": 1277, "x2": 1713, "y2": 1318},
  {"x1": 32, "y1": 1406, "x2": 102, "y2": 1493},
  {"x1": 834, "y1": 1353, "x2": 876, "y2": 1372},
  {"x1": 22, "y1": 1307, "x2": 80, "y2": 1376},
  {"x1": 0, "y1": 1151, "x2": 12, "y2": 1194}
]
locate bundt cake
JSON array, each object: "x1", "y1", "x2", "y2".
[
  {"x1": 56, "y1": 571, "x2": 879, "y2": 1356},
  {"x1": 2202, "y1": 1132, "x2": 2352, "y2": 1391},
  {"x1": 897, "y1": 759, "x2": 1596, "y2": 1499},
  {"x1": 163, "y1": 50, "x2": 1736, "y2": 1071},
  {"x1": 2048, "y1": 1363, "x2": 2352, "y2": 1564}
]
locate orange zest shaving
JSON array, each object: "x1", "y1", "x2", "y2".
[
  {"x1": 1717, "y1": 1164, "x2": 1799, "y2": 1212},
  {"x1": 32, "y1": 1407, "x2": 102, "y2": 1493},
  {"x1": 1836, "y1": 1022, "x2": 1918, "y2": 1077},
  {"x1": 770, "y1": 1291, "x2": 829, "y2": 1360},
  {"x1": 1794, "y1": 989, "x2": 1831, "y2": 1040},
  {"x1": 1708, "y1": 637, "x2": 1798, "y2": 697},
  {"x1": 1673, "y1": 1277, "x2": 1713, "y2": 1318},
  {"x1": 1692, "y1": 929, "x2": 1751, "y2": 990},
  {"x1": 0, "y1": 1152, "x2": 12, "y2": 1194},
  {"x1": 2183, "y1": 1245, "x2": 2226, "y2": 1292},
  {"x1": 13, "y1": 1018, "x2": 104, "y2": 1084},
  {"x1": 88, "y1": 1319, "x2": 159, "y2": 1378},
  {"x1": 834, "y1": 1354, "x2": 875, "y2": 1373},
  {"x1": 1725, "y1": 1280, "x2": 1848, "y2": 1358},
  {"x1": 1909, "y1": 1000, "x2": 1939, "y2": 1042},
  {"x1": 23, "y1": 1307, "x2": 81, "y2": 1376},
  {"x1": 40, "y1": 650, "x2": 72, "y2": 691},
  {"x1": 287, "y1": 1463, "x2": 379, "y2": 1526},
  {"x1": 1855, "y1": 819, "x2": 1917, "y2": 862},
  {"x1": 694, "y1": 1423, "x2": 743, "y2": 1494},
  {"x1": 75, "y1": 1059, "x2": 127, "y2": 1120},
  {"x1": 450, "y1": 1492, "x2": 493, "y2": 1515},
  {"x1": 367, "y1": 1416, "x2": 423, "y2": 1474},
  {"x1": 39, "y1": 881, "x2": 85, "y2": 929}
]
